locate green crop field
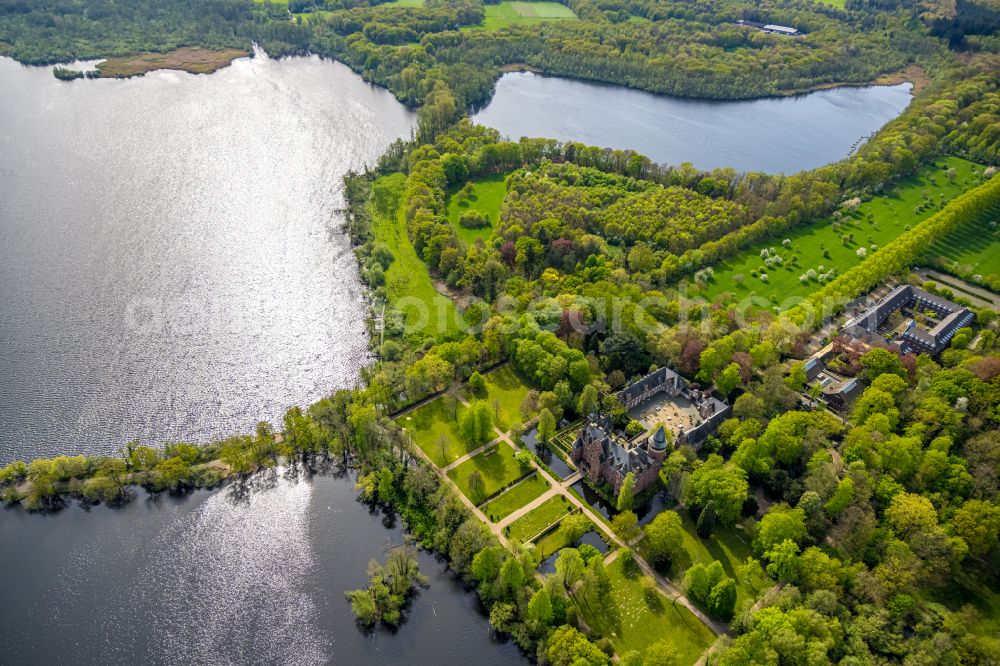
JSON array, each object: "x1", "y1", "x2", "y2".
[
  {"x1": 575, "y1": 557, "x2": 717, "y2": 664},
  {"x1": 465, "y1": 365, "x2": 532, "y2": 431},
  {"x1": 446, "y1": 175, "x2": 506, "y2": 245},
  {"x1": 448, "y1": 444, "x2": 528, "y2": 504},
  {"x1": 697, "y1": 157, "x2": 985, "y2": 307},
  {"x1": 371, "y1": 174, "x2": 460, "y2": 341},
  {"x1": 468, "y1": 1, "x2": 578, "y2": 30},
  {"x1": 506, "y1": 495, "x2": 572, "y2": 542},
  {"x1": 481, "y1": 473, "x2": 551, "y2": 521},
  {"x1": 397, "y1": 397, "x2": 479, "y2": 467}
]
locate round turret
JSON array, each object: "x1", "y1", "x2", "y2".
[{"x1": 650, "y1": 425, "x2": 668, "y2": 451}]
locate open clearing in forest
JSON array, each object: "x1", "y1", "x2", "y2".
[
  {"x1": 640, "y1": 510, "x2": 770, "y2": 611},
  {"x1": 576, "y1": 557, "x2": 717, "y2": 665},
  {"x1": 464, "y1": 365, "x2": 532, "y2": 431},
  {"x1": 697, "y1": 157, "x2": 985, "y2": 307},
  {"x1": 446, "y1": 174, "x2": 506, "y2": 245},
  {"x1": 469, "y1": 1, "x2": 579, "y2": 29},
  {"x1": 371, "y1": 173, "x2": 460, "y2": 341}
]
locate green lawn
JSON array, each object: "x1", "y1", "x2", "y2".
[
  {"x1": 643, "y1": 510, "x2": 767, "y2": 610},
  {"x1": 293, "y1": 10, "x2": 334, "y2": 23},
  {"x1": 697, "y1": 157, "x2": 984, "y2": 308},
  {"x1": 467, "y1": 1, "x2": 578, "y2": 29},
  {"x1": 371, "y1": 174, "x2": 460, "y2": 341},
  {"x1": 481, "y1": 472, "x2": 551, "y2": 521},
  {"x1": 448, "y1": 444, "x2": 529, "y2": 504},
  {"x1": 814, "y1": 0, "x2": 845, "y2": 7},
  {"x1": 445, "y1": 175, "x2": 506, "y2": 245},
  {"x1": 506, "y1": 495, "x2": 573, "y2": 542},
  {"x1": 397, "y1": 397, "x2": 479, "y2": 467},
  {"x1": 931, "y1": 569, "x2": 1000, "y2": 639},
  {"x1": 576, "y1": 557, "x2": 716, "y2": 665},
  {"x1": 923, "y1": 198, "x2": 1000, "y2": 279},
  {"x1": 465, "y1": 365, "x2": 531, "y2": 431}
]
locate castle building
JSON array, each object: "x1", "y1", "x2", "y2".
[{"x1": 569, "y1": 367, "x2": 731, "y2": 495}]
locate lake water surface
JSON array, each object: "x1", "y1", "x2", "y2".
[
  {"x1": 0, "y1": 468, "x2": 526, "y2": 665},
  {"x1": 0, "y1": 54, "x2": 415, "y2": 463},
  {"x1": 473, "y1": 72, "x2": 912, "y2": 173}
]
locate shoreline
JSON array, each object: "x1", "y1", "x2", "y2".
[{"x1": 94, "y1": 46, "x2": 250, "y2": 78}]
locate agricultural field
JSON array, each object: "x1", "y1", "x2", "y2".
[
  {"x1": 468, "y1": 1, "x2": 579, "y2": 30},
  {"x1": 445, "y1": 175, "x2": 506, "y2": 245},
  {"x1": 371, "y1": 174, "x2": 460, "y2": 340},
  {"x1": 575, "y1": 557, "x2": 717, "y2": 665},
  {"x1": 697, "y1": 157, "x2": 985, "y2": 307},
  {"x1": 506, "y1": 495, "x2": 573, "y2": 542},
  {"x1": 465, "y1": 365, "x2": 532, "y2": 431},
  {"x1": 396, "y1": 397, "x2": 477, "y2": 467},
  {"x1": 481, "y1": 472, "x2": 551, "y2": 521},
  {"x1": 447, "y1": 444, "x2": 528, "y2": 504}
]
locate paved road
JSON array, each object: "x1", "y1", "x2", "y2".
[{"x1": 916, "y1": 268, "x2": 1000, "y2": 310}]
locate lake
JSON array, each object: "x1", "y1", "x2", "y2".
[
  {"x1": 0, "y1": 54, "x2": 415, "y2": 464},
  {"x1": 0, "y1": 467, "x2": 527, "y2": 665},
  {"x1": 473, "y1": 72, "x2": 913, "y2": 173}
]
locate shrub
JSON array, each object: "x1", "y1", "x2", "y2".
[{"x1": 459, "y1": 210, "x2": 490, "y2": 229}]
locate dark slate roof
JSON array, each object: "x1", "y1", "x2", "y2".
[{"x1": 651, "y1": 425, "x2": 667, "y2": 451}]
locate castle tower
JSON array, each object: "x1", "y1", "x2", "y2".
[{"x1": 648, "y1": 424, "x2": 668, "y2": 464}]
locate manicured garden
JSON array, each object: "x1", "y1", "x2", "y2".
[
  {"x1": 465, "y1": 365, "x2": 532, "y2": 431},
  {"x1": 506, "y1": 495, "x2": 573, "y2": 542},
  {"x1": 576, "y1": 557, "x2": 717, "y2": 665},
  {"x1": 371, "y1": 173, "x2": 460, "y2": 341},
  {"x1": 397, "y1": 397, "x2": 477, "y2": 467},
  {"x1": 445, "y1": 174, "x2": 506, "y2": 245},
  {"x1": 481, "y1": 472, "x2": 551, "y2": 521},
  {"x1": 468, "y1": 1, "x2": 578, "y2": 30},
  {"x1": 697, "y1": 157, "x2": 984, "y2": 306},
  {"x1": 447, "y1": 444, "x2": 528, "y2": 504}
]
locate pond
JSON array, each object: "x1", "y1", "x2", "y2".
[
  {"x1": 473, "y1": 72, "x2": 913, "y2": 173},
  {"x1": 521, "y1": 427, "x2": 574, "y2": 479},
  {"x1": 0, "y1": 467, "x2": 527, "y2": 665},
  {"x1": 0, "y1": 53, "x2": 415, "y2": 463}
]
